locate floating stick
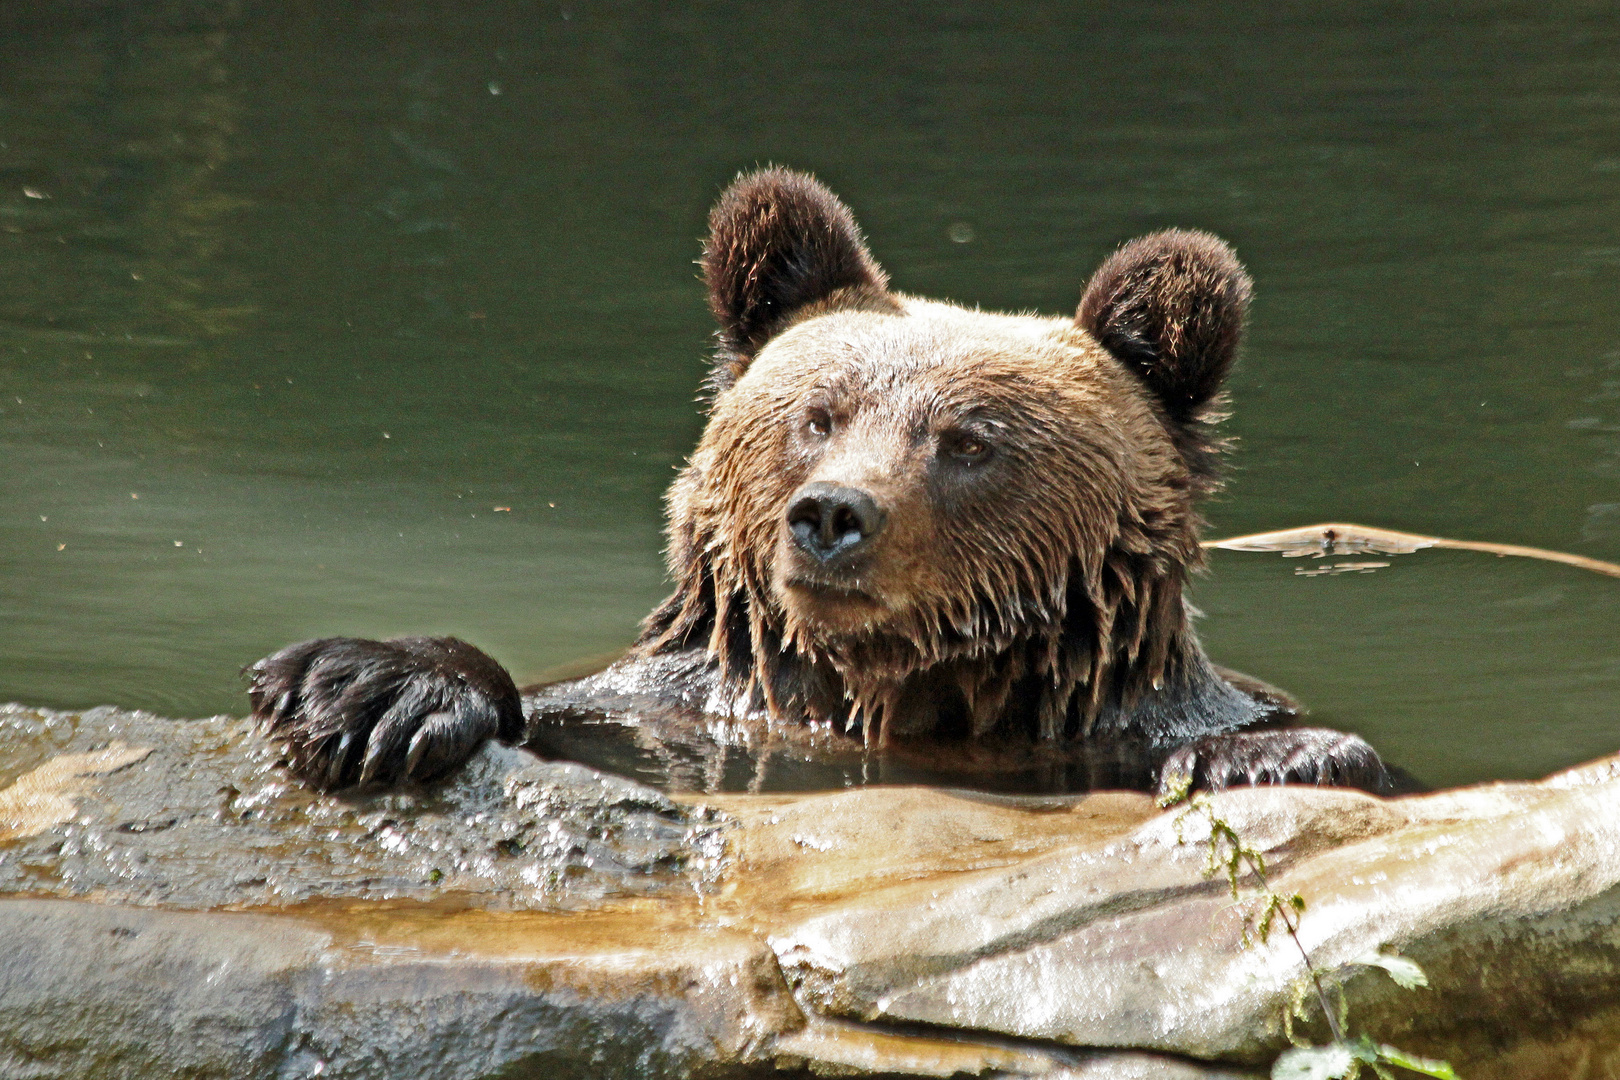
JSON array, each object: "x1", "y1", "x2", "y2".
[{"x1": 1203, "y1": 522, "x2": 1620, "y2": 580}]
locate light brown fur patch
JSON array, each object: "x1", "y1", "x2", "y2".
[{"x1": 641, "y1": 298, "x2": 1202, "y2": 744}]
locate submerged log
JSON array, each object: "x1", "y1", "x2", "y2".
[{"x1": 1, "y1": 702, "x2": 1617, "y2": 1078}]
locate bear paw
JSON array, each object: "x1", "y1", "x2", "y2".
[
  {"x1": 246, "y1": 636, "x2": 523, "y2": 792},
  {"x1": 1157, "y1": 727, "x2": 1394, "y2": 796}
]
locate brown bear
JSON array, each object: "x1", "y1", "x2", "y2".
[{"x1": 249, "y1": 168, "x2": 1392, "y2": 796}]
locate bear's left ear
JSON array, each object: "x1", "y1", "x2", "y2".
[
  {"x1": 1077, "y1": 229, "x2": 1253, "y2": 426},
  {"x1": 703, "y1": 167, "x2": 894, "y2": 390}
]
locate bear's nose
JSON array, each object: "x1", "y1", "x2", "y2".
[{"x1": 786, "y1": 482, "x2": 887, "y2": 563}]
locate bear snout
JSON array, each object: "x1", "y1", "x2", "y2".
[{"x1": 785, "y1": 481, "x2": 888, "y2": 565}]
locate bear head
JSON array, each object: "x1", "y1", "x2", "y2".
[{"x1": 637, "y1": 168, "x2": 1252, "y2": 748}]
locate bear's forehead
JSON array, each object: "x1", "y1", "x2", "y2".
[{"x1": 742, "y1": 299, "x2": 1113, "y2": 398}]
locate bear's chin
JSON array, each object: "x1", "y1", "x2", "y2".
[{"x1": 773, "y1": 575, "x2": 894, "y2": 640}]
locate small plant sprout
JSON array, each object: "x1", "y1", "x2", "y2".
[{"x1": 1156, "y1": 774, "x2": 1459, "y2": 1080}]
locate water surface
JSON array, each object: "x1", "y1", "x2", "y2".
[{"x1": 2, "y1": 1, "x2": 1617, "y2": 788}]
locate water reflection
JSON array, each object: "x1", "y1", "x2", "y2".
[
  {"x1": 1195, "y1": 547, "x2": 1620, "y2": 789},
  {"x1": 0, "y1": 4, "x2": 251, "y2": 346},
  {"x1": 532, "y1": 711, "x2": 1177, "y2": 797},
  {"x1": 1292, "y1": 561, "x2": 1390, "y2": 577}
]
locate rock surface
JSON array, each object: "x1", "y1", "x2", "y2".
[{"x1": 1, "y1": 702, "x2": 1618, "y2": 1078}]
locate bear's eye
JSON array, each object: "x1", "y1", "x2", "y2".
[
  {"x1": 805, "y1": 408, "x2": 833, "y2": 437},
  {"x1": 944, "y1": 432, "x2": 991, "y2": 464}
]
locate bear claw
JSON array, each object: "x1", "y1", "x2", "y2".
[
  {"x1": 1157, "y1": 727, "x2": 1395, "y2": 796},
  {"x1": 246, "y1": 636, "x2": 523, "y2": 792}
]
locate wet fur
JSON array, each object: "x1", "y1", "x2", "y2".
[
  {"x1": 250, "y1": 168, "x2": 1394, "y2": 797},
  {"x1": 248, "y1": 637, "x2": 522, "y2": 791},
  {"x1": 643, "y1": 169, "x2": 1250, "y2": 748}
]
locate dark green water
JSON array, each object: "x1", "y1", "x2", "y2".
[{"x1": 1, "y1": 1, "x2": 1616, "y2": 788}]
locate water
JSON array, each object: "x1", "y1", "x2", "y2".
[{"x1": 0, "y1": 1, "x2": 1616, "y2": 789}]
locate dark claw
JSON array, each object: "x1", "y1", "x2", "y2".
[
  {"x1": 357, "y1": 697, "x2": 428, "y2": 787},
  {"x1": 326, "y1": 730, "x2": 360, "y2": 791},
  {"x1": 1158, "y1": 727, "x2": 1396, "y2": 797},
  {"x1": 405, "y1": 709, "x2": 493, "y2": 783},
  {"x1": 404, "y1": 712, "x2": 454, "y2": 781},
  {"x1": 246, "y1": 636, "x2": 523, "y2": 792}
]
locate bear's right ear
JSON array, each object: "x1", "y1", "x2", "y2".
[{"x1": 703, "y1": 168, "x2": 893, "y2": 390}]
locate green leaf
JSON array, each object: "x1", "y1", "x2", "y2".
[
  {"x1": 1157, "y1": 772, "x2": 1192, "y2": 807},
  {"x1": 1349, "y1": 950, "x2": 1429, "y2": 990},
  {"x1": 1272, "y1": 1044, "x2": 1359, "y2": 1080},
  {"x1": 1376, "y1": 1044, "x2": 1459, "y2": 1078}
]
